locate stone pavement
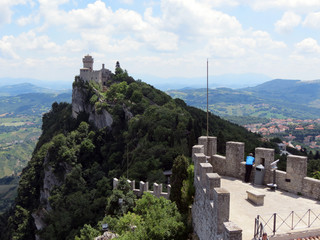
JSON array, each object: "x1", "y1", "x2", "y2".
[{"x1": 221, "y1": 176, "x2": 320, "y2": 240}]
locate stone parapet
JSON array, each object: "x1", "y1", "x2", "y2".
[
  {"x1": 223, "y1": 222, "x2": 242, "y2": 240},
  {"x1": 226, "y1": 141, "x2": 245, "y2": 179},
  {"x1": 192, "y1": 151, "x2": 242, "y2": 240},
  {"x1": 113, "y1": 178, "x2": 170, "y2": 199},
  {"x1": 198, "y1": 136, "x2": 217, "y2": 156}
]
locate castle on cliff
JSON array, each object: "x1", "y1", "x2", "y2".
[{"x1": 79, "y1": 55, "x2": 112, "y2": 86}]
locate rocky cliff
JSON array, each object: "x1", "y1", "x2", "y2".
[{"x1": 72, "y1": 85, "x2": 113, "y2": 129}]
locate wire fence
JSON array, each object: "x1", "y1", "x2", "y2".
[{"x1": 254, "y1": 209, "x2": 320, "y2": 239}]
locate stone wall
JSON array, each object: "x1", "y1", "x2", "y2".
[
  {"x1": 192, "y1": 135, "x2": 320, "y2": 240},
  {"x1": 192, "y1": 144, "x2": 242, "y2": 240},
  {"x1": 198, "y1": 135, "x2": 320, "y2": 200},
  {"x1": 113, "y1": 178, "x2": 170, "y2": 199},
  {"x1": 275, "y1": 155, "x2": 320, "y2": 199}
]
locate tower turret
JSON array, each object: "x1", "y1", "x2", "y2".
[{"x1": 83, "y1": 55, "x2": 93, "y2": 70}]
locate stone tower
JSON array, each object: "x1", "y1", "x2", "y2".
[{"x1": 83, "y1": 55, "x2": 93, "y2": 70}]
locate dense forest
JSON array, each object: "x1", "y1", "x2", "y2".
[{"x1": 0, "y1": 65, "x2": 274, "y2": 239}]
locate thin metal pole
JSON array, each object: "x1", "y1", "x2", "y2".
[
  {"x1": 273, "y1": 213, "x2": 276, "y2": 235},
  {"x1": 206, "y1": 59, "x2": 209, "y2": 138},
  {"x1": 127, "y1": 145, "x2": 128, "y2": 179}
]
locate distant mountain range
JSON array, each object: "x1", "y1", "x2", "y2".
[
  {"x1": 0, "y1": 83, "x2": 71, "y2": 115},
  {"x1": 0, "y1": 83, "x2": 70, "y2": 97},
  {"x1": 0, "y1": 78, "x2": 72, "y2": 90},
  {"x1": 167, "y1": 79, "x2": 320, "y2": 119},
  {"x1": 134, "y1": 73, "x2": 271, "y2": 90},
  {"x1": 1, "y1": 79, "x2": 319, "y2": 119},
  {"x1": 0, "y1": 73, "x2": 270, "y2": 91}
]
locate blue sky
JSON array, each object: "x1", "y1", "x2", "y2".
[{"x1": 2, "y1": 0, "x2": 320, "y2": 86}]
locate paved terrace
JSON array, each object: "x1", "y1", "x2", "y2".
[{"x1": 222, "y1": 176, "x2": 320, "y2": 240}]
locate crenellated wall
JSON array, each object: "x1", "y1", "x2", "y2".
[
  {"x1": 197, "y1": 136, "x2": 320, "y2": 200},
  {"x1": 113, "y1": 178, "x2": 171, "y2": 199},
  {"x1": 192, "y1": 136, "x2": 320, "y2": 240},
  {"x1": 192, "y1": 143, "x2": 242, "y2": 240}
]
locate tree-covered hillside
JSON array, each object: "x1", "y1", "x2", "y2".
[{"x1": 0, "y1": 66, "x2": 273, "y2": 240}]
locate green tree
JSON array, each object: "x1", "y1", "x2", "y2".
[
  {"x1": 105, "y1": 177, "x2": 136, "y2": 217},
  {"x1": 181, "y1": 164, "x2": 195, "y2": 212},
  {"x1": 74, "y1": 224, "x2": 100, "y2": 240},
  {"x1": 170, "y1": 155, "x2": 189, "y2": 212},
  {"x1": 116, "y1": 192, "x2": 184, "y2": 240}
]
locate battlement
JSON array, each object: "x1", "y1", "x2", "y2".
[
  {"x1": 195, "y1": 136, "x2": 320, "y2": 199},
  {"x1": 192, "y1": 143, "x2": 242, "y2": 240},
  {"x1": 192, "y1": 136, "x2": 320, "y2": 240},
  {"x1": 113, "y1": 178, "x2": 171, "y2": 199}
]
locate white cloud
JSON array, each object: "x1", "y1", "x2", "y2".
[
  {"x1": 294, "y1": 38, "x2": 320, "y2": 55},
  {"x1": 36, "y1": 0, "x2": 179, "y2": 52},
  {"x1": 0, "y1": 31, "x2": 60, "y2": 63},
  {"x1": 0, "y1": 0, "x2": 304, "y2": 81},
  {"x1": 275, "y1": 12, "x2": 301, "y2": 33},
  {"x1": 252, "y1": 30, "x2": 287, "y2": 49},
  {"x1": 200, "y1": 0, "x2": 239, "y2": 8},
  {"x1": 0, "y1": 36, "x2": 19, "y2": 59},
  {"x1": 119, "y1": 0, "x2": 134, "y2": 4},
  {"x1": 303, "y1": 12, "x2": 320, "y2": 28},
  {"x1": 160, "y1": 0, "x2": 243, "y2": 38},
  {"x1": 249, "y1": 0, "x2": 320, "y2": 12},
  {"x1": 0, "y1": 0, "x2": 31, "y2": 26}
]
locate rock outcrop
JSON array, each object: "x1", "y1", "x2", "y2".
[
  {"x1": 32, "y1": 154, "x2": 72, "y2": 233},
  {"x1": 72, "y1": 85, "x2": 113, "y2": 129}
]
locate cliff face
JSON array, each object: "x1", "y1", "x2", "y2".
[{"x1": 72, "y1": 85, "x2": 113, "y2": 129}]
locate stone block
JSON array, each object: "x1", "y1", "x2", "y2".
[
  {"x1": 223, "y1": 222, "x2": 242, "y2": 240},
  {"x1": 192, "y1": 145, "x2": 204, "y2": 162},
  {"x1": 214, "y1": 187, "x2": 230, "y2": 234},
  {"x1": 285, "y1": 155, "x2": 307, "y2": 194},
  {"x1": 255, "y1": 147, "x2": 275, "y2": 184},
  {"x1": 195, "y1": 153, "x2": 207, "y2": 179},
  {"x1": 199, "y1": 163, "x2": 213, "y2": 187},
  {"x1": 198, "y1": 136, "x2": 217, "y2": 156},
  {"x1": 246, "y1": 190, "x2": 265, "y2": 206},
  {"x1": 210, "y1": 154, "x2": 227, "y2": 175},
  {"x1": 206, "y1": 173, "x2": 221, "y2": 200},
  {"x1": 226, "y1": 141, "x2": 244, "y2": 178}
]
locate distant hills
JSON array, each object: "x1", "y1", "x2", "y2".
[
  {"x1": 0, "y1": 83, "x2": 69, "y2": 97},
  {"x1": 136, "y1": 73, "x2": 271, "y2": 90},
  {"x1": 0, "y1": 92, "x2": 71, "y2": 116},
  {"x1": 0, "y1": 83, "x2": 71, "y2": 115},
  {"x1": 167, "y1": 79, "x2": 320, "y2": 119},
  {"x1": 0, "y1": 77, "x2": 72, "y2": 90}
]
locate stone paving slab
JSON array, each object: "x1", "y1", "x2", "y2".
[{"x1": 221, "y1": 176, "x2": 320, "y2": 240}]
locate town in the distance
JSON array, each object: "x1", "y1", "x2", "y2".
[{"x1": 244, "y1": 118, "x2": 320, "y2": 152}]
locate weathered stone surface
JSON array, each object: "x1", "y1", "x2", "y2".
[
  {"x1": 72, "y1": 86, "x2": 113, "y2": 129},
  {"x1": 226, "y1": 141, "x2": 244, "y2": 179},
  {"x1": 223, "y1": 222, "x2": 242, "y2": 240},
  {"x1": 94, "y1": 231, "x2": 118, "y2": 240},
  {"x1": 285, "y1": 155, "x2": 307, "y2": 194},
  {"x1": 113, "y1": 178, "x2": 170, "y2": 199},
  {"x1": 35, "y1": 154, "x2": 72, "y2": 232},
  {"x1": 198, "y1": 136, "x2": 217, "y2": 156},
  {"x1": 255, "y1": 147, "x2": 275, "y2": 184}
]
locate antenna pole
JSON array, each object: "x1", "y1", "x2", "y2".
[{"x1": 206, "y1": 59, "x2": 209, "y2": 138}]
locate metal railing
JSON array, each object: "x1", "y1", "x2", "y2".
[{"x1": 254, "y1": 209, "x2": 320, "y2": 239}]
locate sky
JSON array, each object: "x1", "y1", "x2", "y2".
[{"x1": 2, "y1": 0, "x2": 320, "y2": 86}]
